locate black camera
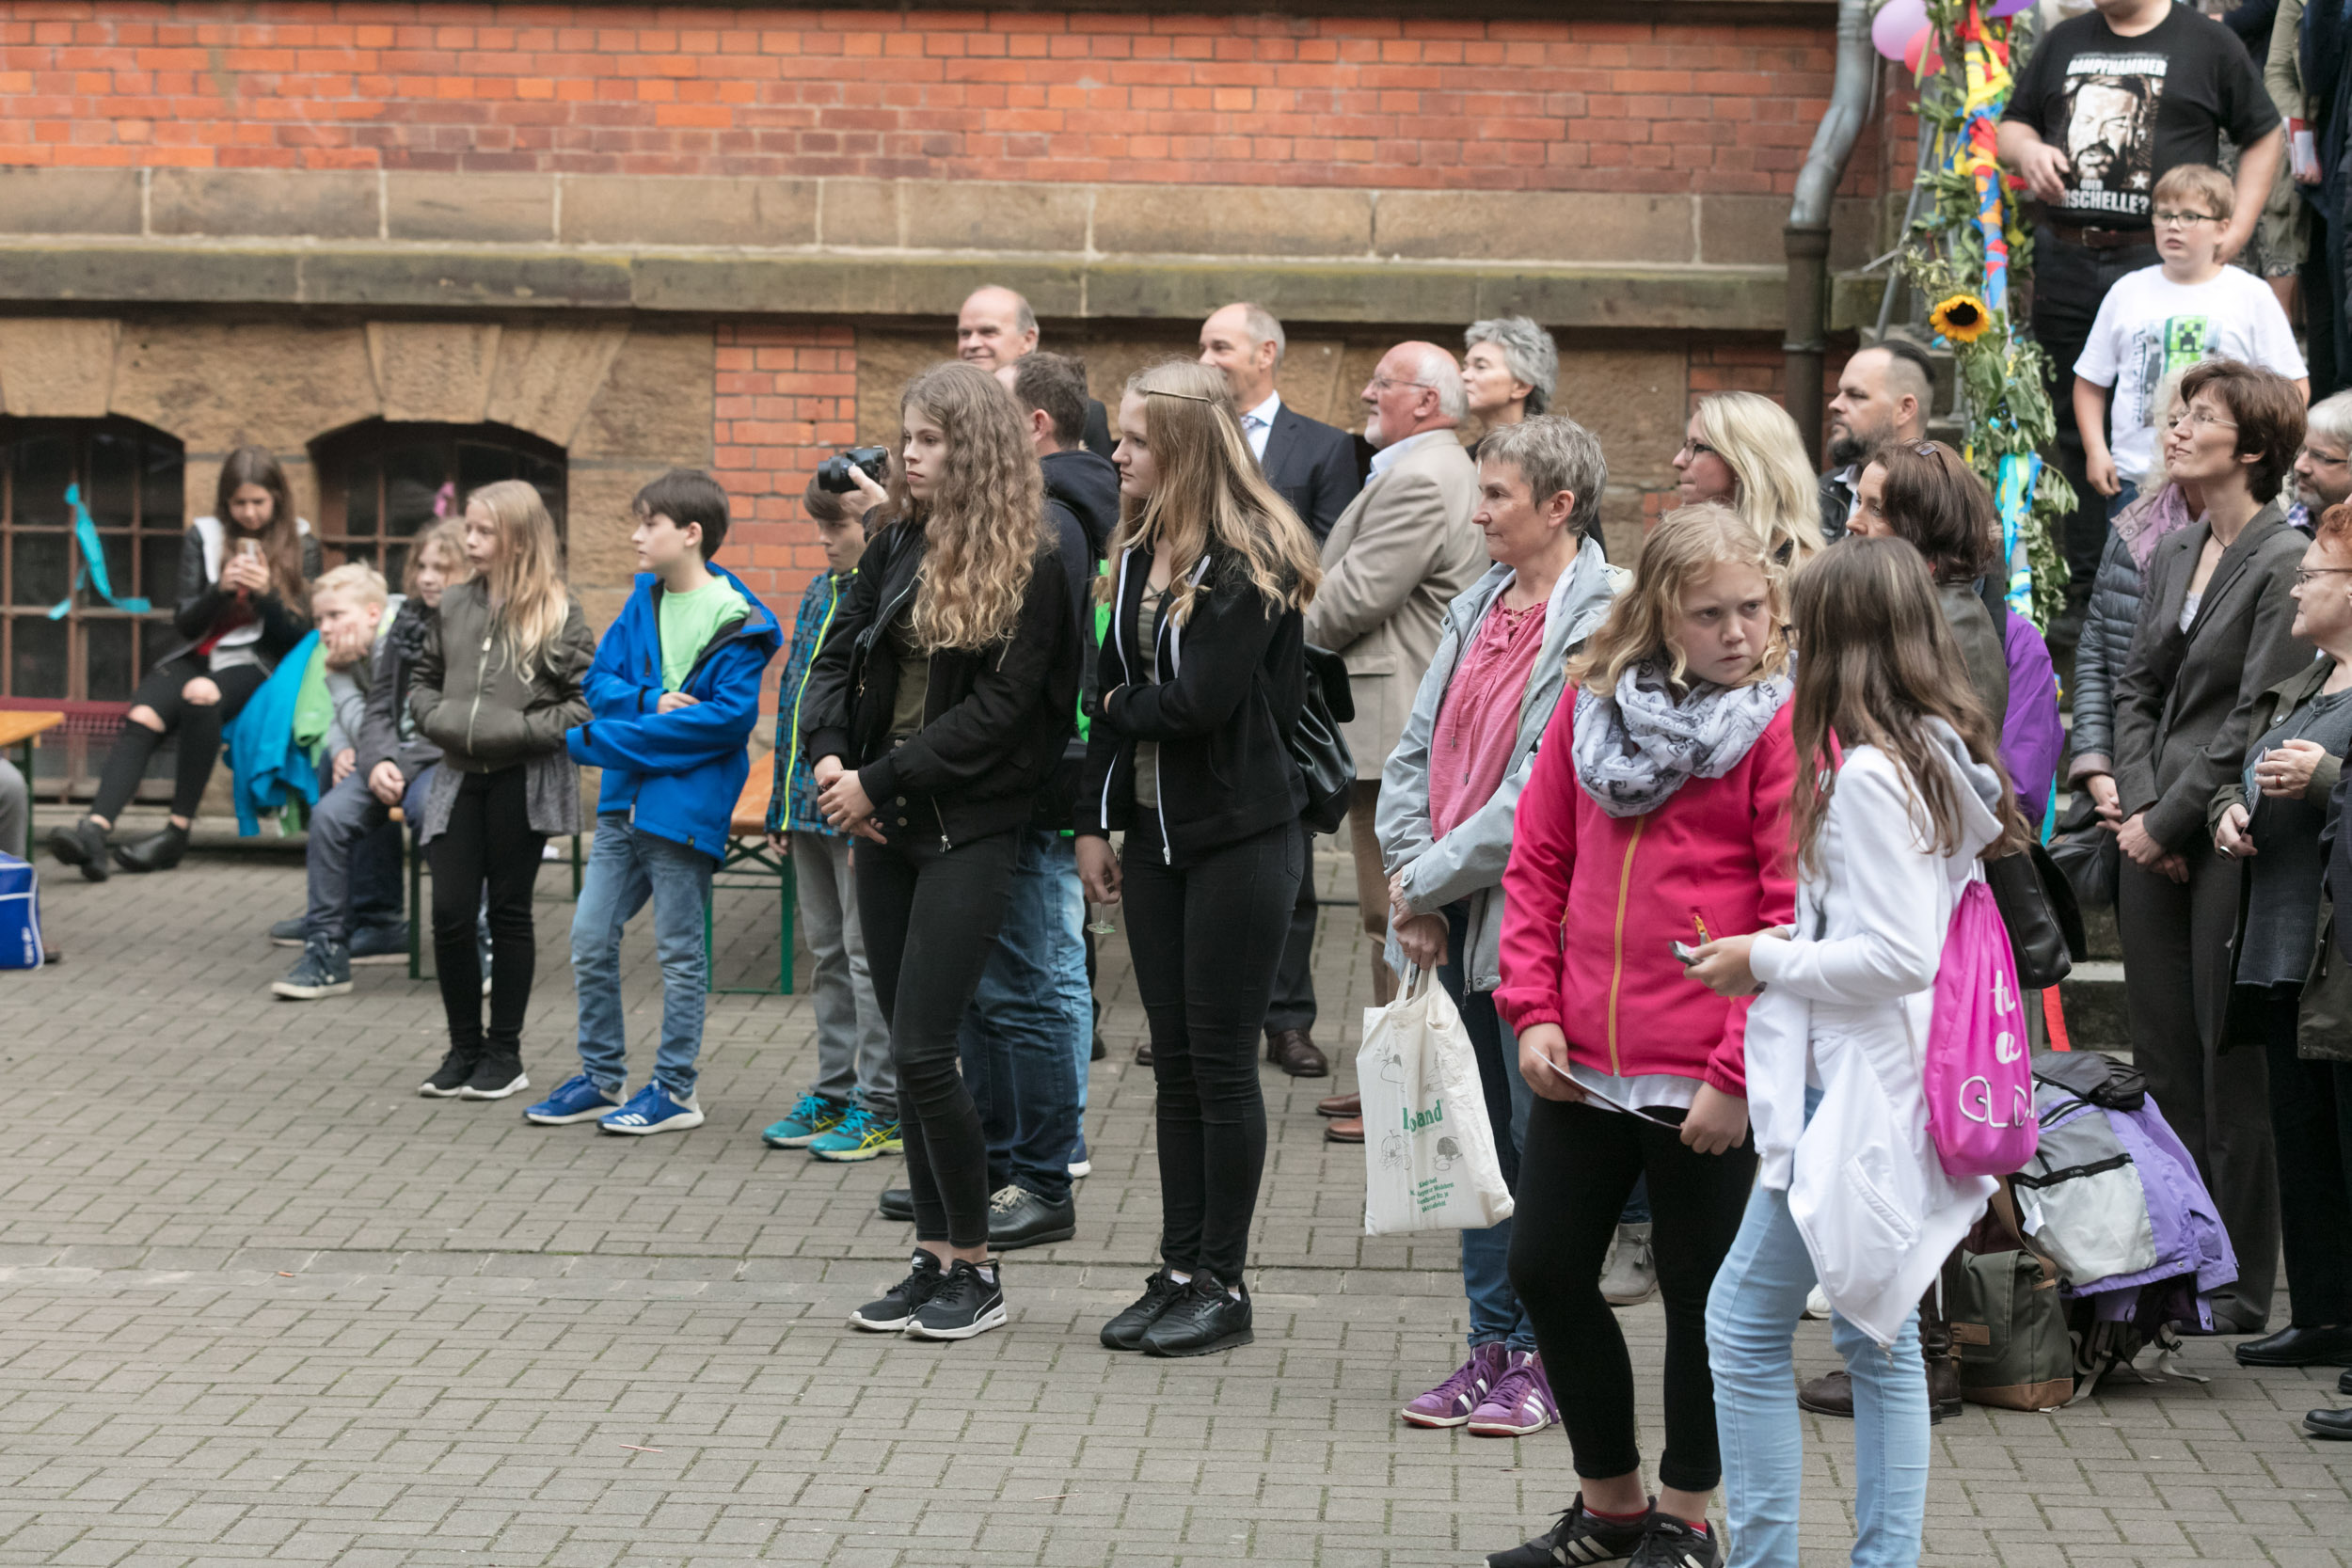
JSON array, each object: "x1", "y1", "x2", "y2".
[{"x1": 816, "y1": 446, "x2": 891, "y2": 495}]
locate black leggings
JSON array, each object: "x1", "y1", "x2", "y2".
[
  {"x1": 1508, "y1": 1095, "x2": 1756, "y2": 1494},
  {"x1": 1120, "y1": 813, "x2": 1302, "y2": 1284},
  {"x1": 91, "y1": 656, "x2": 267, "y2": 822},
  {"x1": 427, "y1": 768, "x2": 547, "y2": 1054},
  {"x1": 858, "y1": 825, "x2": 1021, "y2": 1249}
]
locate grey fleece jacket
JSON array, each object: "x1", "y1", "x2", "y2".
[{"x1": 1375, "y1": 536, "x2": 1627, "y2": 993}]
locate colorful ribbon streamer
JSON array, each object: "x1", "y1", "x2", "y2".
[
  {"x1": 1996, "y1": 451, "x2": 2042, "y2": 615},
  {"x1": 45, "y1": 482, "x2": 151, "y2": 620}
]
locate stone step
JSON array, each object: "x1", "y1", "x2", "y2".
[{"x1": 2055, "y1": 958, "x2": 2127, "y2": 1051}]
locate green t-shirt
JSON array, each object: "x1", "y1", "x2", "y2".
[{"x1": 659, "y1": 577, "x2": 748, "y2": 692}]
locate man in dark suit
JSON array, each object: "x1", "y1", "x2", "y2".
[
  {"x1": 958, "y1": 285, "x2": 1116, "y2": 459},
  {"x1": 1200, "y1": 302, "x2": 1362, "y2": 540},
  {"x1": 1198, "y1": 301, "x2": 1368, "y2": 1085}
]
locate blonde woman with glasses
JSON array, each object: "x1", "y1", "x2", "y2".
[{"x1": 1672, "y1": 391, "x2": 1826, "y2": 565}]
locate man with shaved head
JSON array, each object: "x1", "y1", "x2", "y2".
[
  {"x1": 957, "y1": 285, "x2": 1114, "y2": 457},
  {"x1": 1818, "y1": 338, "x2": 1936, "y2": 538},
  {"x1": 1281, "y1": 341, "x2": 1482, "y2": 1113}
]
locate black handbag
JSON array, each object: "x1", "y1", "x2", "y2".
[
  {"x1": 1984, "y1": 839, "x2": 2083, "y2": 990},
  {"x1": 2043, "y1": 794, "x2": 2120, "y2": 912},
  {"x1": 1294, "y1": 644, "x2": 1356, "y2": 835}
]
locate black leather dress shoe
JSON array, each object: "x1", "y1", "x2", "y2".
[
  {"x1": 1265, "y1": 1027, "x2": 1328, "y2": 1077},
  {"x1": 2235, "y1": 1324, "x2": 2352, "y2": 1368},
  {"x1": 1139, "y1": 1275, "x2": 1254, "y2": 1357},
  {"x1": 2306, "y1": 1406, "x2": 2352, "y2": 1440},
  {"x1": 987, "y1": 1184, "x2": 1076, "y2": 1250},
  {"x1": 111, "y1": 823, "x2": 187, "y2": 874},
  {"x1": 2340, "y1": 1368, "x2": 2351, "y2": 1397},
  {"x1": 877, "y1": 1187, "x2": 914, "y2": 1222}
]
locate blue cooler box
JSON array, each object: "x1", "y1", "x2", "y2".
[{"x1": 0, "y1": 851, "x2": 42, "y2": 970}]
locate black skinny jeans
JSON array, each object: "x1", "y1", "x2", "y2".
[
  {"x1": 427, "y1": 768, "x2": 547, "y2": 1055},
  {"x1": 857, "y1": 824, "x2": 1021, "y2": 1249},
  {"x1": 91, "y1": 656, "x2": 267, "y2": 823},
  {"x1": 1120, "y1": 812, "x2": 1302, "y2": 1284},
  {"x1": 2256, "y1": 992, "x2": 2352, "y2": 1327},
  {"x1": 1508, "y1": 1095, "x2": 1756, "y2": 1493}
]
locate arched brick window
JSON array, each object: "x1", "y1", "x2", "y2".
[
  {"x1": 312, "y1": 421, "x2": 566, "y2": 587},
  {"x1": 0, "y1": 417, "x2": 184, "y2": 703}
]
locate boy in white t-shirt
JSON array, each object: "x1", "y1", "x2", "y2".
[{"x1": 2074, "y1": 164, "x2": 2308, "y2": 505}]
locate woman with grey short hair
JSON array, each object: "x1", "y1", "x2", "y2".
[{"x1": 1463, "y1": 317, "x2": 1559, "y2": 441}]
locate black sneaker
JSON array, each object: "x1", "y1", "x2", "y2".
[
  {"x1": 350, "y1": 922, "x2": 409, "y2": 965},
  {"x1": 987, "y1": 1184, "x2": 1076, "y2": 1250},
  {"x1": 1628, "y1": 1514, "x2": 1720, "y2": 1568},
  {"x1": 850, "y1": 1249, "x2": 946, "y2": 1332},
  {"x1": 1101, "y1": 1268, "x2": 1185, "y2": 1351},
  {"x1": 419, "y1": 1047, "x2": 481, "y2": 1098},
  {"x1": 878, "y1": 1187, "x2": 914, "y2": 1222},
  {"x1": 458, "y1": 1051, "x2": 528, "y2": 1101},
  {"x1": 268, "y1": 914, "x2": 307, "y2": 946},
  {"x1": 47, "y1": 819, "x2": 109, "y2": 882},
  {"x1": 906, "y1": 1258, "x2": 1007, "y2": 1341},
  {"x1": 1138, "y1": 1274, "x2": 1253, "y2": 1357},
  {"x1": 1488, "y1": 1497, "x2": 1653, "y2": 1568},
  {"x1": 271, "y1": 936, "x2": 353, "y2": 1000},
  {"x1": 111, "y1": 823, "x2": 187, "y2": 873}
]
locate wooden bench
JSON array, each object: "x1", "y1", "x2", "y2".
[
  {"x1": 0, "y1": 697, "x2": 134, "y2": 822},
  {"x1": 707, "y1": 765, "x2": 794, "y2": 996}
]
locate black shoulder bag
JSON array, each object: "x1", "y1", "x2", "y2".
[
  {"x1": 1984, "y1": 839, "x2": 2084, "y2": 990},
  {"x1": 1294, "y1": 644, "x2": 1356, "y2": 835}
]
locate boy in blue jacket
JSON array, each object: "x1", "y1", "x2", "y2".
[{"x1": 526, "y1": 470, "x2": 782, "y2": 1135}]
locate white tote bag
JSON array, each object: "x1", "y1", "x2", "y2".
[{"x1": 1359, "y1": 965, "x2": 1513, "y2": 1235}]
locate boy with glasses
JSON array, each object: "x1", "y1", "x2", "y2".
[{"x1": 2074, "y1": 165, "x2": 2306, "y2": 515}]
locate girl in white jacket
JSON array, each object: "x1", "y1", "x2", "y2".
[{"x1": 1684, "y1": 539, "x2": 2025, "y2": 1568}]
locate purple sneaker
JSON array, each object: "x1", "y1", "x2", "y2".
[
  {"x1": 1468, "y1": 1350, "x2": 1560, "y2": 1437},
  {"x1": 1401, "y1": 1341, "x2": 1509, "y2": 1429}
]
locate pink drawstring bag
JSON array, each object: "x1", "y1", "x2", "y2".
[{"x1": 1924, "y1": 878, "x2": 2040, "y2": 1177}]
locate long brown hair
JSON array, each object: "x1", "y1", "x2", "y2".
[
  {"x1": 1102, "y1": 359, "x2": 1321, "y2": 622},
  {"x1": 1567, "y1": 501, "x2": 1788, "y2": 694},
  {"x1": 1865, "y1": 440, "x2": 1997, "y2": 585},
  {"x1": 215, "y1": 446, "x2": 308, "y2": 609},
  {"x1": 466, "y1": 479, "x2": 570, "y2": 678},
  {"x1": 884, "y1": 361, "x2": 1046, "y2": 650},
  {"x1": 1787, "y1": 539, "x2": 2026, "y2": 872}
]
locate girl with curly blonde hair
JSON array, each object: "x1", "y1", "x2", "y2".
[{"x1": 800, "y1": 359, "x2": 1087, "y2": 1343}]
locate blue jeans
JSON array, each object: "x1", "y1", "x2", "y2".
[
  {"x1": 957, "y1": 830, "x2": 1089, "y2": 1206},
  {"x1": 570, "y1": 814, "x2": 717, "y2": 1101},
  {"x1": 1440, "y1": 902, "x2": 1536, "y2": 1354},
  {"x1": 1707, "y1": 1180, "x2": 1929, "y2": 1568},
  {"x1": 302, "y1": 762, "x2": 415, "y2": 942}
]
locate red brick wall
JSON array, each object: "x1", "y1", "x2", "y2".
[{"x1": 0, "y1": 3, "x2": 1883, "y2": 198}]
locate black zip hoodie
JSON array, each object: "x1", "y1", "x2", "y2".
[
  {"x1": 1077, "y1": 541, "x2": 1307, "y2": 862},
  {"x1": 1042, "y1": 447, "x2": 1120, "y2": 564},
  {"x1": 799, "y1": 513, "x2": 1082, "y2": 850}
]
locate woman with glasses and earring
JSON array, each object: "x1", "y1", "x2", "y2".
[
  {"x1": 1671, "y1": 392, "x2": 1825, "y2": 565},
  {"x1": 2112, "y1": 358, "x2": 2314, "y2": 1340},
  {"x1": 2210, "y1": 502, "x2": 2352, "y2": 1391}
]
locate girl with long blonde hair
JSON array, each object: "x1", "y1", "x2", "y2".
[
  {"x1": 1673, "y1": 391, "x2": 1827, "y2": 565},
  {"x1": 800, "y1": 360, "x2": 1086, "y2": 1343},
  {"x1": 409, "y1": 479, "x2": 595, "y2": 1103},
  {"x1": 1073, "y1": 359, "x2": 1320, "y2": 1356},
  {"x1": 1484, "y1": 502, "x2": 1795, "y2": 1568}
]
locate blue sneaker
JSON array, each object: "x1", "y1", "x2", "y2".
[
  {"x1": 808, "y1": 1105, "x2": 904, "y2": 1162},
  {"x1": 761, "y1": 1090, "x2": 852, "y2": 1149},
  {"x1": 524, "y1": 1073, "x2": 622, "y2": 1126},
  {"x1": 601, "y1": 1082, "x2": 706, "y2": 1136}
]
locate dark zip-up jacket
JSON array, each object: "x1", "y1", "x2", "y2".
[
  {"x1": 1077, "y1": 541, "x2": 1307, "y2": 862},
  {"x1": 799, "y1": 513, "x2": 1082, "y2": 849},
  {"x1": 355, "y1": 595, "x2": 441, "y2": 784},
  {"x1": 410, "y1": 579, "x2": 596, "y2": 773}
]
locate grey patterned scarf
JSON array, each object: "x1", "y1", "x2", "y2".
[{"x1": 1571, "y1": 659, "x2": 1792, "y2": 818}]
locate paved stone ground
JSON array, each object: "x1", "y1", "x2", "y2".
[{"x1": 1, "y1": 841, "x2": 2346, "y2": 1566}]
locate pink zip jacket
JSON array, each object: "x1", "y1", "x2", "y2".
[{"x1": 1493, "y1": 696, "x2": 1798, "y2": 1099}]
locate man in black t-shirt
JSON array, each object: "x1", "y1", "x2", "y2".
[{"x1": 1998, "y1": 0, "x2": 2283, "y2": 627}]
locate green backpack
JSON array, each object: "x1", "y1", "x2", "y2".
[{"x1": 1947, "y1": 1181, "x2": 2074, "y2": 1411}]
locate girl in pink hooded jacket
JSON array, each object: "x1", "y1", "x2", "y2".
[{"x1": 1485, "y1": 504, "x2": 1797, "y2": 1568}]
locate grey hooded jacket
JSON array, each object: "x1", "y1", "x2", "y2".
[{"x1": 1375, "y1": 537, "x2": 1627, "y2": 993}]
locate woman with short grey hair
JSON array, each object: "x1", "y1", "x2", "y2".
[{"x1": 1464, "y1": 317, "x2": 1560, "y2": 437}]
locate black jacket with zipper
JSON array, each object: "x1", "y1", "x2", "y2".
[
  {"x1": 409, "y1": 579, "x2": 596, "y2": 772},
  {"x1": 1077, "y1": 541, "x2": 1307, "y2": 861},
  {"x1": 799, "y1": 512, "x2": 1082, "y2": 849}
]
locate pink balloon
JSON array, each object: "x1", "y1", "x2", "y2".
[
  {"x1": 1872, "y1": 0, "x2": 1931, "y2": 59},
  {"x1": 1903, "y1": 24, "x2": 1944, "y2": 76}
]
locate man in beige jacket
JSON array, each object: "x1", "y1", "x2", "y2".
[{"x1": 1287, "y1": 341, "x2": 1483, "y2": 1100}]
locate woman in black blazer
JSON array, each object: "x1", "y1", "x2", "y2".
[
  {"x1": 1076, "y1": 359, "x2": 1325, "y2": 1357},
  {"x1": 2111, "y1": 358, "x2": 2313, "y2": 1338}
]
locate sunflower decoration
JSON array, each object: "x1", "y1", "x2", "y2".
[{"x1": 1930, "y1": 293, "x2": 1992, "y2": 344}]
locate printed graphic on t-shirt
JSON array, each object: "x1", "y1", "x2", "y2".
[
  {"x1": 2058, "y1": 53, "x2": 2167, "y2": 219},
  {"x1": 2124, "y1": 314, "x2": 2214, "y2": 444}
]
